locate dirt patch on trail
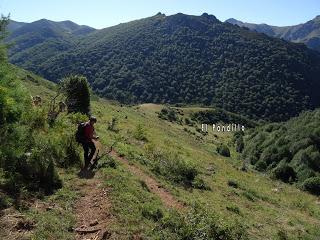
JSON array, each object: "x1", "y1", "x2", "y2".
[
  {"x1": 74, "y1": 172, "x2": 113, "y2": 240},
  {"x1": 0, "y1": 207, "x2": 34, "y2": 240},
  {"x1": 110, "y1": 150, "x2": 186, "y2": 210}
]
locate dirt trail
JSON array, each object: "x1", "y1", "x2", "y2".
[
  {"x1": 73, "y1": 171, "x2": 113, "y2": 240},
  {"x1": 73, "y1": 141, "x2": 185, "y2": 239},
  {"x1": 109, "y1": 150, "x2": 186, "y2": 210}
]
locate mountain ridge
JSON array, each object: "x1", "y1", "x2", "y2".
[{"x1": 226, "y1": 15, "x2": 320, "y2": 52}]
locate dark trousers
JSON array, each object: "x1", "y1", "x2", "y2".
[{"x1": 82, "y1": 141, "x2": 96, "y2": 167}]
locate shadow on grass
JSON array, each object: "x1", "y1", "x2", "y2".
[{"x1": 77, "y1": 168, "x2": 96, "y2": 179}]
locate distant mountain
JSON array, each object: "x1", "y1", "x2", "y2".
[
  {"x1": 7, "y1": 13, "x2": 320, "y2": 122},
  {"x1": 6, "y1": 19, "x2": 96, "y2": 72},
  {"x1": 7, "y1": 20, "x2": 27, "y2": 31},
  {"x1": 226, "y1": 16, "x2": 320, "y2": 52}
]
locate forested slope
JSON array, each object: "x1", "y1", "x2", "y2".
[{"x1": 7, "y1": 13, "x2": 320, "y2": 121}]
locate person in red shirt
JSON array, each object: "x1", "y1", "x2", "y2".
[{"x1": 82, "y1": 116, "x2": 99, "y2": 168}]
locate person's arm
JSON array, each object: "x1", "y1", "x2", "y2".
[{"x1": 93, "y1": 127, "x2": 99, "y2": 140}]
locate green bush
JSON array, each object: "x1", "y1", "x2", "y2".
[
  {"x1": 227, "y1": 180, "x2": 239, "y2": 188},
  {"x1": 23, "y1": 143, "x2": 62, "y2": 193},
  {"x1": 255, "y1": 160, "x2": 267, "y2": 171},
  {"x1": 133, "y1": 124, "x2": 148, "y2": 141},
  {"x1": 184, "y1": 117, "x2": 194, "y2": 126},
  {"x1": 192, "y1": 176, "x2": 211, "y2": 190},
  {"x1": 296, "y1": 167, "x2": 316, "y2": 182},
  {"x1": 217, "y1": 144, "x2": 230, "y2": 157},
  {"x1": 64, "y1": 136, "x2": 82, "y2": 168},
  {"x1": 61, "y1": 74, "x2": 91, "y2": 114},
  {"x1": 156, "y1": 204, "x2": 248, "y2": 239},
  {"x1": 142, "y1": 203, "x2": 164, "y2": 221},
  {"x1": 226, "y1": 205, "x2": 242, "y2": 215},
  {"x1": 24, "y1": 107, "x2": 48, "y2": 130},
  {"x1": 107, "y1": 117, "x2": 118, "y2": 132},
  {"x1": 158, "y1": 107, "x2": 180, "y2": 122},
  {"x1": 302, "y1": 177, "x2": 320, "y2": 195},
  {"x1": 145, "y1": 145, "x2": 198, "y2": 186},
  {"x1": 242, "y1": 190, "x2": 256, "y2": 202},
  {"x1": 272, "y1": 163, "x2": 296, "y2": 183},
  {"x1": 97, "y1": 155, "x2": 117, "y2": 169}
]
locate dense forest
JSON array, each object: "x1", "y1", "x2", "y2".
[
  {"x1": 7, "y1": 13, "x2": 320, "y2": 121},
  {"x1": 7, "y1": 19, "x2": 94, "y2": 73},
  {"x1": 242, "y1": 109, "x2": 320, "y2": 195}
]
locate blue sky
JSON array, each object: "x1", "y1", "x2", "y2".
[{"x1": 0, "y1": 0, "x2": 319, "y2": 29}]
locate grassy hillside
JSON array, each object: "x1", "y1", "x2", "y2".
[
  {"x1": 8, "y1": 13, "x2": 320, "y2": 122},
  {"x1": 1, "y1": 69, "x2": 318, "y2": 240}
]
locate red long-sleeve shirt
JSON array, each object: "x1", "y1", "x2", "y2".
[{"x1": 84, "y1": 122, "x2": 95, "y2": 141}]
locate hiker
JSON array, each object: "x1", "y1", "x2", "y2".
[{"x1": 81, "y1": 116, "x2": 99, "y2": 168}]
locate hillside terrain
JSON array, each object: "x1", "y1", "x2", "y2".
[
  {"x1": 1, "y1": 14, "x2": 320, "y2": 240},
  {"x1": 6, "y1": 19, "x2": 95, "y2": 73},
  {"x1": 1, "y1": 61, "x2": 320, "y2": 239},
  {"x1": 6, "y1": 13, "x2": 320, "y2": 122},
  {"x1": 243, "y1": 109, "x2": 320, "y2": 192},
  {"x1": 226, "y1": 16, "x2": 320, "y2": 52}
]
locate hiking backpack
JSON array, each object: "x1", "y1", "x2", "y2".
[{"x1": 75, "y1": 122, "x2": 86, "y2": 143}]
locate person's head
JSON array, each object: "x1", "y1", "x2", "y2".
[{"x1": 89, "y1": 116, "x2": 97, "y2": 125}]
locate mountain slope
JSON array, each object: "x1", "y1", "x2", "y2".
[
  {"x1": 7, "y1": 19, "x2": 96, "y2": 72},
  {"x1": 7, "y1": 13, "x2": 320, "y2": 121},
  {"x1": 243, "y1": 109, "x2": 320, "y2": 190},
  {"x1": 5, "y1": 67, "x2": 320, "y2": 239},
  {"x1": 7, "y1": 20, "x2": 27, "y2": 31},
  {"x1": 226, "y1": 16, "x2": 320, "y2": 52}
]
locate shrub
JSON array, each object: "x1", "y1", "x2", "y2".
[
  {"x1": 147, "y1": 147, "x2": 198, "y2": 186},
  {"x1": 133, "y1": 124, "x2": 148, "y2": 141},
  {"x1": 64, "y1": 136, "x2": 82, "y2": 168},
  {"x1": 277, "y1": 229, "x2": 289, "y2": 240},
  {"x1": 107, "y1": 117, "x2": 118, "y2": 132},
  {"x1": 165, "y1": 158, "x2": 198, "y2": 186},
  {"x1": 217, "y1": 144, "x2": 230, "y2": 157},
  {"x1": 156, "y1": 204, "x2": 248, "y2": 239},
  {"x1": 302, "y1": 177, "x2": 320, "y2": 195},
  {"x1": 192, "y1": 176, "x2": 211, "y2": 190},
  {"x1": 226, "y1": 205, "x2": 242, "y2": 215},
  {"x1": 228, "y1": 180, "x2": 239, "y2": 188},
  {"x1": 296, "y1": 167, "x2": 316, "y2": 182},
  {"x1": 61, "y1": 75, "x2": 91, "y2": 114},
  {"x1": 255, "y1": 160, "x2": 267, "y2": 171},
  {"x1": 158, "y1": 107, "x2": 180, "y2": 122},
  {"x1": 233, "y1": 131, "x2": 245, "y2": 153},
  {"x1": 0, "y1": 192, "x2": 11, "y2": 210},
  {"x1": 242, "y1": 190, "x2": 256, "y2": 202},
  {"x1": 142, "y1": 203, "x2": 164, "y2": 221},
  {"x1": 272, "y1": 163, "x2": 296, "y2": 183},
  {"x1": 97, "y1": 155, "x2": 117, "y2": 169},
  {"x1": 184, "y1": 117, "x2": 194, "y2": 126},
  {"x1": 23, "y1": 145, "x2": 62, "y2": 193}
]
